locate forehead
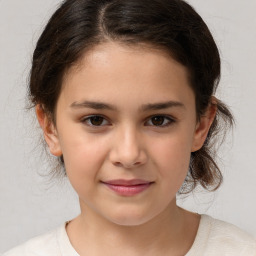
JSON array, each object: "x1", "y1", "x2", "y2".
[{"x1": 60, "y1": 42, "x2": 194, "y2": 108}]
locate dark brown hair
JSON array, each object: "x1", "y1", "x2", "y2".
[{"x1": 29, "y1": 0, "x2": 234, "y2": 193}]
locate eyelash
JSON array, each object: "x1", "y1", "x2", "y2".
[
  {"x1": 81, "y1": 115, "x2": 110, "y2": 127},
  {"x1": 81, "y1": 115, "x2": 175, "y2": 128},
  {"x1": 145, "y1": 115, "x2": 175, "y2": 127}
]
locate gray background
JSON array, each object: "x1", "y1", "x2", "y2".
[{"x1": 1, "y1": 0, "x2": 256, "y2": 253}]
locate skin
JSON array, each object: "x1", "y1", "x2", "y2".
[{"x1": 36, "y1": 42, "x2": 216, "y2": 255}]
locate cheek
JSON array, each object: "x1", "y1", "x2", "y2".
[
  {"x1": 58, "y1": 132, "x2": 108, "y2": 184},
  {"x1": 61, "y1": 138, "x2": 110, "y2": 203},
  {"x1": 151, "y1": 130, "x2": 193, "y2": 181}
]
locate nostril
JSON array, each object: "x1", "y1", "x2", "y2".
[
  {"x1": 109, "y1": 143, "x2": 148, "y2": 168},
  {"x1": 113, "y1": 161, "x2": 141, "y2": 169},
  {"x1": 114, "y1": 162, "x2": 122, "y2": 167}
]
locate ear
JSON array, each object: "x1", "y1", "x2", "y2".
[
  {"x1": 191, "y1": 97, "x2": 217, "y2": 152},
  {"x1": 35, "y1": 104, "x2": 62, "y2": 157}
]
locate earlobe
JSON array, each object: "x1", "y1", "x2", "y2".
[
  {"x1": 191, "y1": 98, "x2": 217, "y2": 152},
  {"x1": 35, "y1": 105, "x2": 62, "y2": 157}
]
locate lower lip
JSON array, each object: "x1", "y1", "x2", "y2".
[{"x1": 103, "y1": 183, "x2": 153, "y2": 196}]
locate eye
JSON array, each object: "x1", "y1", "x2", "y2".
[
  {"x1": 82, "y1": 115, "x2": 110, "y2": 126},
  {"x1": 145, "y1": 115, "x2": 174, "y2": 127}
]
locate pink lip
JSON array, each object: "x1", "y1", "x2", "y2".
[{"x1": 101, "y1": 179, "x2": 154, "y2": 196}]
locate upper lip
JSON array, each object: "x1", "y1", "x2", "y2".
[{"x1": 102, "y1": 179, "x2": 153, "y2": 186}]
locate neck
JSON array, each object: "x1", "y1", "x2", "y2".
[{"x1": 66, "y1": 200, "x2": 199, "y2": 255}]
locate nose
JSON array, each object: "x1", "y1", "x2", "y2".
[{"x1": 109, "y1": 126, "x2": 148, "y2": 169}]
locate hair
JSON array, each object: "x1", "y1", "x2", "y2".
[{"x1": 29, "y1": 0, "x2": 234, "y2": 193}]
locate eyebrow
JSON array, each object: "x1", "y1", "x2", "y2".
[
  {"x1": 140, "y1": 101, "x2": 185, "y2": 111},
  {"x1": 70, "y1": 100, "x2": 185, "y2": 111},
  {"x1": 70, "y1": 101, "x2": 117, "y2": 110}
]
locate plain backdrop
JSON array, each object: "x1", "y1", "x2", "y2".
[{"x1": 1, "y1": 0, "x2": 256, "y2": 253}]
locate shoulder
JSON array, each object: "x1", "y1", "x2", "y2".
[
  {"x1": 189, "y1": 214, "x2": 256, "y2": 256},
  {"x1": 207, "y1": 215, "x2": 256, "y2": 247},
  {"x1": 2, "y1": 224, "x2": 64, "y2": 256}
]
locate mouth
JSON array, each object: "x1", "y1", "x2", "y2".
[{"x1": 101, "y1": 179, "x2": 154, "y2": 196}]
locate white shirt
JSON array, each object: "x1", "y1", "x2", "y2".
[{"x1": 3, "y1": 215, "x2": 256, "y2": 256}]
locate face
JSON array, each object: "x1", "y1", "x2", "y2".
[{"x1": 37, "y1": 42, "x2": 214, "y2": 226}]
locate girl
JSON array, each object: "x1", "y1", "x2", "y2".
[{"x1": 3, "y1": 0, "x2": 256, "y2": 255}]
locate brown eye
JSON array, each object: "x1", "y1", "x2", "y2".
[
  {"x1": 82, "y1": 115, "x2": 109, "y2": 126},
  {"x1": 90, "y1": 116, "x2": 104, "y2": 126},
  {"x1": 145, "y1": 115, "x2": 174, "y2": 127},
  {"x1": 151, "y1": 116, "x2": 165, "y2": 126}
]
